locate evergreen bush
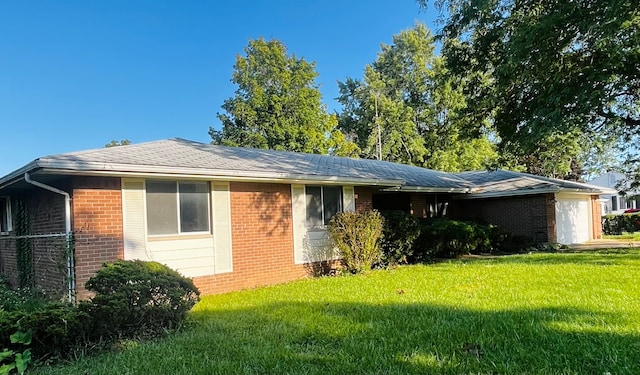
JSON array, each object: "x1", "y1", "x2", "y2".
[
  {"x1": 380, "y1": 211, "x2": 421, "y2": 265},
  {"x1": 82, "y1": 260, "x2": 200, "y2": 340}
]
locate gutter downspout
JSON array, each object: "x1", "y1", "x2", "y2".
[{"x1": 24, "y1": 173, "x2": 75, "y2": 302}]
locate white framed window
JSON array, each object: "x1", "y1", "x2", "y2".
[
  {"x1": 305, "y1": 186, "x2": 342, "y2": 227},
  {"x1": 0, "y1": 197, "x2": 12, "y2": 234},
  {"x1": 145, "y1": 180, "x2": 210, "y2": 236}
]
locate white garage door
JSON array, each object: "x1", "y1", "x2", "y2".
[{"x1": 555, "y1": 198, "x2": 590, "y2": 244}]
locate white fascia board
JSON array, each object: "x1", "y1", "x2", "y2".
[
  {"x1": 457, "y1": 187, "x2": 608, "y2": 200},
  {"x1": 34, "y1": 164, "x2": 406, "y2": 187},
  {"x1": 0, "y1": 161, "x2": 39, "y2": 190},
  {"x1": 382, "y1": 186, "x2": 473, "y2": 194}
]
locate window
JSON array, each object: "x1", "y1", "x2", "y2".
[
  {"x1": 305, "y1": 186, "x2": 342, "y2": 227},
  {"x1": 612, "y1": 196, "x2": 618, "y2": 211},
  {"x1": 146, "y1": 180, "x2": 210, "y2": 235},
  {"x1": 0, "y1": 197, "x2": 11, "y2": 234}
]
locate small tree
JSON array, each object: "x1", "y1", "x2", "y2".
[{"x1": 328, "y1": 211, "x2": 384, "y2": 273}]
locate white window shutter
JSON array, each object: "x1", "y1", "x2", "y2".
[
  {"x1": 122, "y1": 178, "x2": 150, "y2": 260},
  {"x1": 212, "y1": 182, "x2": 233, "y2": 273},
  {"x1": 343, "y1": 186, "x2": 355, "y2": 212},
  {"x1": 291, "y1": 184, "x2": 306, "y2": 264}
]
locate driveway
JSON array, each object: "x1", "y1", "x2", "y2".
[{"x1": 569, "y1": 239, "x2": 640, "y2": 250}]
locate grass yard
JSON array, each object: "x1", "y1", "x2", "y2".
[
  {"x1": 604, "y1": 232, "x2": 640, "y2": 241},
  {"x1": 35, "y1": 249, "x2": 640, "y2": 375}
]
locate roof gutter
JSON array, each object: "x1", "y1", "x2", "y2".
[
  {"x1": 24, "y1": 173, "x2": 75, "y2": 302},
  {"x1": 454, "y1": 187, "x2": 606, "y2": 200},
  {"x1": 381, "y1": 186, "x2": 473, "y2": 193},
  {"x1": 33, "y1": 167, "x2": 406, "y2": 187}
]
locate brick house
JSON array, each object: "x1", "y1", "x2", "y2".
[{"x1": 0, "y1": 139, "x2": 611, "y2": 300}]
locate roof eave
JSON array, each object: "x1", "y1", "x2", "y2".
[
  {"x1": 33, "y1": 164, "x2": 405, "y2": 187},
  {"x1": 0, "y1": 161, "x2": 40, "y2": 190},
  {"x1": 456, "y1": 186, "x2": 609, "y2": 200},
  {"x1": 382, "y1": 186, "x2": 472, "y2": 193}
]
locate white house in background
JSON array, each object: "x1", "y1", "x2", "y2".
[{"x1": 589, "y1": 171, "x2": 639, "y2": 214}]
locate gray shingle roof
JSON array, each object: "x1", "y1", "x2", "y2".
[
  {"x1": 4, "y1": 138, "x2": 472, "y2": 191},
  {"x1": 0, "y1": 138, "x2": 612, "y2": 196},
  {"x1": 454, "y1": 170, "x2": 611, "y2": 197}
]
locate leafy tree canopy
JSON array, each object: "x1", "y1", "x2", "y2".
[
  {"x1": 210, "y1": 37, "x2": 357, "y2": 156},
  {"x1": 105, "y1": 139, "x2": 132, "y2": 148},
  {"x1": 426, "y1": 0, "x2": 639, "y2": 178},
  {"x1": 338, "y1": 23, "x2": 497, "y2": 170}
]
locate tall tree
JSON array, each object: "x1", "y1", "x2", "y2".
[
  {"x1": 210, "y1": 38, "x2": 356, "y2": 156},
  {"x1": 427, "y1": 0, "x2": 639, "y2": 178},
  {"x1": 338, "y1": 23, "x2": 497, "y2": 170}
]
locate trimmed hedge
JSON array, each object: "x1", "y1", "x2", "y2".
[
  {"x1": 379, "y1": 212, "x2": 511, "y2": 262},
  {"x1": 414, "y1": 218, "x2": 506, "y2": 259},
  {"x1": 82, "y1": 260, "x2": 200, "y2": 339},
  {"x1": 603, "y1": 213, "x2": 640, "y2": 235}
]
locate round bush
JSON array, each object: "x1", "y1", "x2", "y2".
[{"x1": 82, "y1": 260, "x2": 200, "y2": 339}]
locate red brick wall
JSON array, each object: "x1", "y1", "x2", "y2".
[
  {"x1": 194, "y1": 183, "x2": 374, "y2": 295},
  {"x1": 450, "y1": 194, "x2": 554, "y2": 242},
  {"x1": 29, "y1": 190, "x2": 68, "y2": 296},
  {"x1": 0, "y1": 188, "x2": 69, "y2": 295},
  {"x1": 0, "y1": 217, "x2": 17, "y2": 287},
  {"x1": 72, "y1": 177, "x2": 123, "y2": 300},
  {"x1": 193, "y1": 182, "x2": 305, "y2": 295},
  {"x1": 355, "y1": 187, "x2": 373, "y2": 212}
]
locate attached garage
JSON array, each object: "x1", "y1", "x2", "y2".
[
  {"x1": 451, "y1": 170, "x2": 613, "y2": 245},
  {"x1": 555, "y1": 194, "x2": 592, "y2": 244}
]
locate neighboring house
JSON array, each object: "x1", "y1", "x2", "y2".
[
  {"x1": 589, "y1": 172, "x2": 639, "y2": 214},
  {"x1": 0, "y1": 138, "x2": 613, "y2": 300}
]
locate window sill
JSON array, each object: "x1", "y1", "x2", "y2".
[{"x1": 147, "y1": 233, "x2": 213, "y2": 242}]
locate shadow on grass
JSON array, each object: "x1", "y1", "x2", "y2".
[{"x1": 180, "y1": 301, "x2": 640, "y2": 375}]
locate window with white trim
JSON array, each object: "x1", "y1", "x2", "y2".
[
  {"x1": 0, "y1": 197, "x2": 12, "y2": 234},
  {"x1": 305, "y1": 186, "x2": 342, "y2": 227},
  {"x1": 146, "y1": 180, "x2": 210, "y2": 235}
]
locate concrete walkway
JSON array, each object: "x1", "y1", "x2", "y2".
[{"x1": 568, "y1": 239, "x2": 640, "y2": 250}]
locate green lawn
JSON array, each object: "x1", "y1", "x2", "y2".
[
  {"x1": 35, "y1": 249, "x2": 640, "y2": 375},
  {"x1": 604, "y1": 232, "x2": 640, "y2": 241}
]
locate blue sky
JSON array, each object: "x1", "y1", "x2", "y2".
[{"x1": 0, "y1": 1, "x2": 438, "y2": 176}]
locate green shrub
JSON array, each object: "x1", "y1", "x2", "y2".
[
  {"x1": 328, "y1": 211, "x2": 385, "y2": 273},
  {"x1": 380, "y1": 211, "x2": 421, "y2": 265},
  {"x1": 0, "y1": 303, "x2": 89, "y2": 361},
  {"x1": 0, "y1": 287, "x2": 50, "y2": 313},
  {"x1": 413, "y1": 218, "x2": 507, "y2": 259},
  {"x1": 603, "y1": 213, "x2": 640, "y2": 235},
  {"x1": 82, "y1": 260, "x2": 200, "y2": 340}
]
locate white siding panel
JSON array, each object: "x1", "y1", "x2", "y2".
[
  {"x1": 291, "y1": 185, "x2": 306, "y2": 264},
  {"x1": 212, "y1": 182, "x2": 233, "y2": 273},
  {"x1": 303, "y1": 229, "x2": 336, "y2": 263},
  {"x1": 343, "y1": 186, "x2": 355, "y2": 212},
  {"x1": 147, "y1": 237, "x2": 215, "y2": 278},
  {"x1": 121, "y1": 179, "x2": 149, "y2": 261}
]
